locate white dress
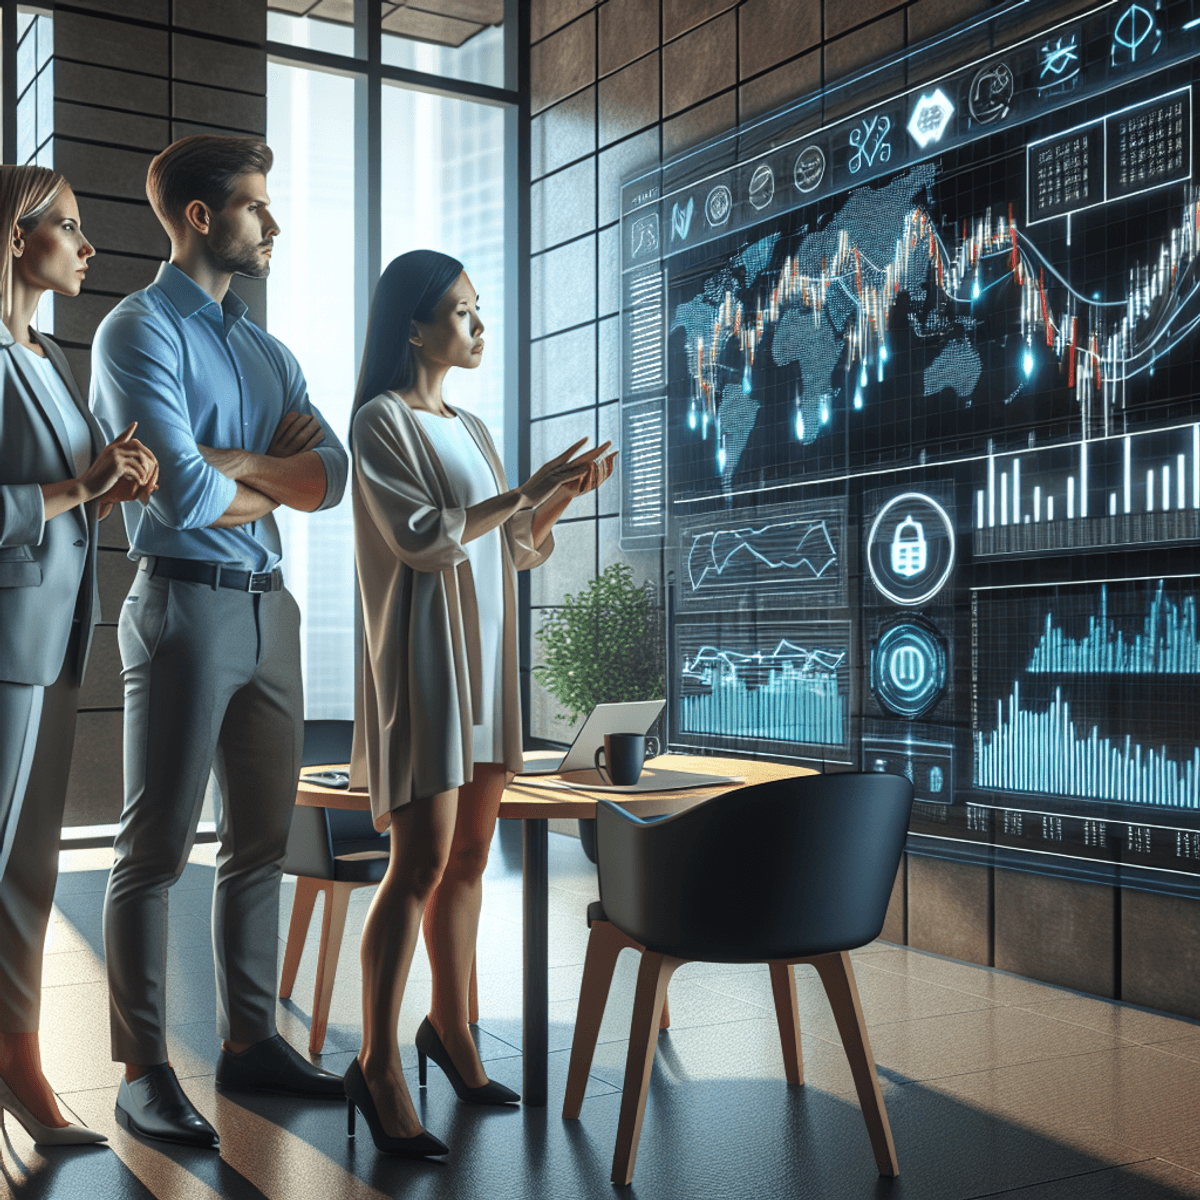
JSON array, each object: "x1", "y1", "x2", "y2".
[{"x1": 413, "y1": 409, "x2": 505, "y2": 763}]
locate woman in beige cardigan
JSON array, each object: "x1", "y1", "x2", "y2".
[{"x1": 346, "y1": 250, "x2": 613, "y2": 1157}]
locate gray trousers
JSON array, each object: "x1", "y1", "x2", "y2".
[
  {"x1": 0, "y1": 652, "x2": 78, "y2": 1031},
  {"x1": 103, "y1": 564, "x2": 304, "y2": 1065}
]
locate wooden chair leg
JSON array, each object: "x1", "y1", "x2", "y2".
[
  {"x1": 309, "y1": 881, "x2": 354, "y2": 1055},
  {"x1": 659, "y1": 993, "x2": 670, "y2": 1030},
  {"x1": 280, "y1": 876, "x2": 322, "y2": 999},
  {"x1": 563, "y1": 919, "x2": 633, "y2": 1119},
  {"x1": 811, "y1": 951, "x2": 899, "y2": 1178},
  {"x1": 611, "y1": 951, "x2": 684, "y2": 1186},
  {"x1": 768, "y1": 961, "x2": 804, "y2": 1086},
  {"x1": 468, "y1": 952, "x2": 479, "y2": 1025}
]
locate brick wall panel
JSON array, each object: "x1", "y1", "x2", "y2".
[
  {"x1": 54, "y1": 102, "x2": 169, "y2": 152},
  {"x1": 172, "y1": 83, "x2": 267, "y2": 135},
  {"x1": 54, "y1": 12, "x2": 168, "y2": 75},
  {"x1": 54, "y1": 61, "x2": 169, "y2": 116},
  {"x1": 173, "y1": 33, "x2": 266, "y2": 94},
  {"x1": 53, "y1": 141, "x2": 157, "y2": 204}
]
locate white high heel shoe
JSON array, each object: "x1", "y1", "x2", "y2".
[{"x1": 0, "y1": 1077, "x2": 107, "y2": 1146}]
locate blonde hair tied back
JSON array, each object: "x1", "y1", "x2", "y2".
[{"x1": 0, "y1": 164, "x2": 67, "y2": 319}]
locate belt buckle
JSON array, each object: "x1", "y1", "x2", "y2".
[{"x1": 248, "y1": 571, "x2": 273, "y2": 593}]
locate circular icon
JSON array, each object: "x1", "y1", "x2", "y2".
[
  {"x1": 748, "y1": 164, "x2": 774, "y2": 211},
  {"x1": 705, "y1": 184, "x2": 732, "y2": 227},
  {"x1": 968, "y1": 62, "x2": 1014, "y2": 125},
  {"x1": 872, "y1": 620, "x2": 948, "y2": 718},
  {"x1": 866, "y1": 492, "x2": 956, "y2": 606},
  {"x1": 793, "y1": 145, "x2": 825, "y2": 194}
]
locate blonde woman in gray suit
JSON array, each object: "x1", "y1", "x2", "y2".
[
  {"x1": 0, "y1": 165, "x2": 157, "y2": 1145},
  {"x1": 346, "y1": 250, "x2": 614, "y2": 1157}
]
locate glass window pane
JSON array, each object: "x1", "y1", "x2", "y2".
[
  {"x1": 267, "y1": 6, "x2": 356, "y2": 57},
  {"x1": 37, "y1": 63, "x2": 54, "y2": 152},
  {"x1": 16, "y1": 24, "x2": 35, "y2": 94},
  {"x1": 380, "y1": 83, "x2": 507, "y2": 455},
  {"x1": 267, "y1": 62, "x2": 358, "y2": 719},
  {"x1": 35, "y1": 13, "x2": 52, "y2": 69},
  {"x1": 17, "y1": 87, "x2": 35, "y2": 164},
  {"x1": 382, "y1": 20, "x2": 503, "y2": 89}
]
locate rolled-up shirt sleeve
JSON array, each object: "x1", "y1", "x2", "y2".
[
  {"x1": 279, "y1": 345, "x2": 348, "y2": 512},
  {"x1": 91, "y1": 311, "x2": 237, "y2": 531},
  {"x1": 353, "y1": 405, "x2": 468, "y2": 573}
]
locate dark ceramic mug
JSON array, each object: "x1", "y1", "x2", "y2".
[{"x1": 594, "y1": 733, "x2": 661, "y2": 785}]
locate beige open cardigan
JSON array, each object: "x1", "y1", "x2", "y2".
[{"x1": 349, "y1": 391, "x2": 554, "y2": 829}]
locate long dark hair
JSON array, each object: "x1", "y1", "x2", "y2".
[{"x1": 351, "y1": 249, "x2": 464, "y2": 439}]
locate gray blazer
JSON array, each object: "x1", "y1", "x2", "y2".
[{"x1": 0, "y1": 323, "x2": 104, "y2": 686}]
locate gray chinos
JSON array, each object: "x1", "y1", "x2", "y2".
[{"x1": 103, "y1": 564, "x2": 304, "y2": 1066}]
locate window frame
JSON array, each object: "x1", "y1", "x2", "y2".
[
  {"x1": 265, "y1": 0, "x2": 524, "y2": 483},
  {"x1": 265, "y1": 1, "x2": 530, "y2": 723}
]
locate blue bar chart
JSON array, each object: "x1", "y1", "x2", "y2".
[
  {"x1": 675, "y1": 624, "x2": 849, "y2": 753},
  {"x1": 1027, "y1": 582, "x2": 1200, "y2": 675},
  {"x1": 974, "y1": 682, "x2": 1200, "y2": 808},
  {"x1": 974, "y1": 578, "x2": 1200, "y2": 809}
]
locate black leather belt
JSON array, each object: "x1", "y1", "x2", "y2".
[{"x1": 144, "y1": 555, "x2": 284, "y2": 593}]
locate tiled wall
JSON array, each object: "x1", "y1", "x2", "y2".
[
  {"x1": 50, "y1": 0, "x2": 268, "y2": 827},
  {"x1": 525, "y1": 0, "x2": 1200, "y2": 1021}
]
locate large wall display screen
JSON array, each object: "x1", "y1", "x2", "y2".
[{"x1": 619, "y1": 0, "x2": 1200, "y2": 891}]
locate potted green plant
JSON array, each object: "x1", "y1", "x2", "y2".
[
  {"x1": 533, "y1": 562, "x2": 665, "y2": 861},
  {"x1": 533, "y1": 562, "x2": 665, "y2": 726}
]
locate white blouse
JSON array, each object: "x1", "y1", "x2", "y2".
[
  {"x1": 15, "y1": 343, "x2": 92, "y2": 476},
  {"x1": 413, "y1": 408, "x2": 506, "y2": 763}
]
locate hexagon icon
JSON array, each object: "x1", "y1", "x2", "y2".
[{"x1": 907, "y1": 88, "x2": 954, "y2": 150}]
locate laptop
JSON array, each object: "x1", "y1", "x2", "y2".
[{"x1": 518, "y1": 700, "x2": 666, "y2": 775}]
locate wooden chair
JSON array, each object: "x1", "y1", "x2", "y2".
[{"x1": 562, "y1": 772, "x2": 914, "y2": 1185}]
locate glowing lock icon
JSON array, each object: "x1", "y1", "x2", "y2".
[{"x1": 890, "y1": 515, "x2": 927, "y2": 578}]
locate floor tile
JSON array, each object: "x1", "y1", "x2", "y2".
[
  {"x1": 1016, "y1": 994, "x2": 1200, "y2": 1045},
  {"x1": 28, "y1": 828, "x2": 1200, "y2": 1200}
]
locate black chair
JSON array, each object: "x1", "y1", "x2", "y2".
[
  {"x1": 279, "y1": 720, "x2": 389, "y2": 1053},
  {"x1": 562, "y1": 771, "x2": 914, "y2": 1185}
]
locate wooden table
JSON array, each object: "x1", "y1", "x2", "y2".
[{"x1": 296, "y1": 753, "x2": 815, "y2": 1106}]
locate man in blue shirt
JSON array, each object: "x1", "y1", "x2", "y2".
[{"x1": 91, "y1": 135, "x2": 349, "y2": 1148}]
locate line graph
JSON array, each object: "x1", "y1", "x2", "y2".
[
  {"x1": 687, "y1": 520, "x2": 837, "y2": 590},
  {"x1": 676, "y1": 502, "x2": 847, "y2": 609}
]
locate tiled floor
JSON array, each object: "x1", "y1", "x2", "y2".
[{"x1": 5, "y1": 824, "x2": 1200, "y2": 1199}]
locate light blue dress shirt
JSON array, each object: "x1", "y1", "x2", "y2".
[{"x1": 90, "y1": 262, "x2": 348, "y2": 571}]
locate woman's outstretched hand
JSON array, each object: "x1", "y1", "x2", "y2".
[
  {"x1": 559, "y1": 448, "x2": 616, "y2": 497},
  {"x1": 519, "y1": 439, "x2": 612, "y2": 508}
]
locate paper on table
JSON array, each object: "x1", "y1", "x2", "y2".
[{"x1": 516, "y1": 767, "x2": 743, "y2": 794}]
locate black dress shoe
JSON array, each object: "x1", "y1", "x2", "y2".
[
  {"x1": 215, "y1": 1034, "x2": 344, "y2": 1098},
  {"x1": 344, "y1": 1058, "x2": 448, "y2": 1159},
  {"x1": 115, "y1": 1065, "x2": 218, "y2": 1149},
  {"x1": 415, "y1": 1017, "x2": 519, "y2": 1105}
]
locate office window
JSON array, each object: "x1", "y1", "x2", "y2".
[
  {"x1": 267, "y1": 7, "x2": 355, "y2": 56},
  {"x1": 380, "y1": 83, "x2": 507, "y2": 452},
  {"x1": 382, "y1": 20, "x2": 504, "y2": 88},
  {"x1": 266, "y1": 3, "x2": 516, "y2": 719},
  {"x1": 15, "y1": 7, "x2": 54, "y2": 333},
  {"x1": 15, "y1": 8, "x2": 51, "y2": 167},
  {"x1": 266, "y1": 63, "x2": 357, "y2": 719}
]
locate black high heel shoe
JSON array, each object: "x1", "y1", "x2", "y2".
[
  {"x1": 415, "y1": 1017, "x2": 519, "y2": 1106},
  {"x1": 344, "y1": 1058, "x2": 448, "y2": 1159}
]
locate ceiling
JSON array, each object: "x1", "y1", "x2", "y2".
[{"x1": 268, "y1": 1, "x2": 503, "y2": 49}]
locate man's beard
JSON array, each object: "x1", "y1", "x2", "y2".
[{"x1": 210, "y1": 230, "x2": 271, "y2": 278}]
